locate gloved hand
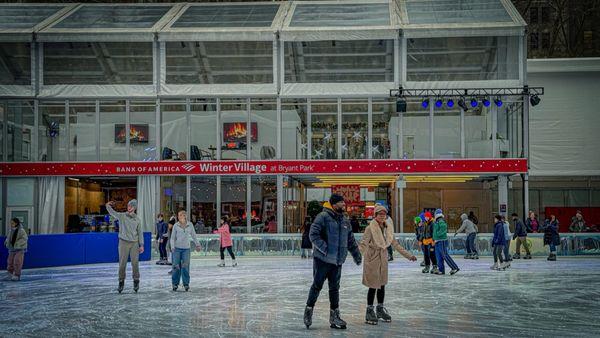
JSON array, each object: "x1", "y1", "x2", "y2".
[{"x1": 354, "y1": 254, "x2": 362, "y2": 266}]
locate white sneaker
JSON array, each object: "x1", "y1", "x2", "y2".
[
  {"x1": 217, "y1": 261, "x2": 226, "y2": 267},
  {"x1": 490, "y1": 263, "x2": 498, "y2": 270},
  {"x1": 232, "y1": 261, "x2": 237, "y2": 267}
]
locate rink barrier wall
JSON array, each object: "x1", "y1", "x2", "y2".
[{"x1": 0, "y1": 232, "x2": 151, "y2": 270}]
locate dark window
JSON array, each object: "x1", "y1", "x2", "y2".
[
  {"x1": 541, "y1": 32, "x2": 550, "y2": 49},
  {"x1": 529, "y1": 7, "x2": 538, "y2": 24},
  {"x1": 541, "y1": 7, "x2": 551, "y2": 24},
  {"x1": 530, "y1": 32, "x2": 539, "y2": 50}
]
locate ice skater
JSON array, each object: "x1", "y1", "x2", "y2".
[
  {"x1": 454, "y1": 213, "x2": 478, "y2": 259},
  {"x1": 421, "y1": 212, "x2": 438, "y2": 274},
  {"x1": 433, "y1": 209, "x2": 459, "y2": 275},
  {"x1": 155, "y1": 213, "x2": 168, "y2": 264},
  {"x1": 107, "y1": 200, "x2": 144, "y2": 293},
  {"x1": 502, "y1": 216, "x2": 512, "y2": 266},
  {"x1": 301, "y1": 217, "x2": 313, "y2": 259},
  {"x1": 541, "y1": 214, "x2": 560, "y2": 261},
  {"x1": 214, "y1": 216, "x2": 236, "y2": 267},
  {"x1": 360, "y1": 205, "x2": 416, "y2": 325},
  {"x1": 170, "y1": 210, "x2": 201, "y2": 291},
  {"x1": 491, "y1": 215, "x2": 507, "y2": 271},
  {"x1": 166, "y1": 216, "x2": 176, "y2": 274},
  {"x1": 303, "y1": 194, "x2": 362, "y2": 330},
  {"x1": 414, "y1": 215, "x2": 425, "y2": 266},
  {"x1": 512, "y1": 213, "x2": 531, "y2": 259},
  {"x1": 4, "y1": 218, "x2": 28, "y2": 281}
]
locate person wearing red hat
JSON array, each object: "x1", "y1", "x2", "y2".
[{"x1": 421, "y1": 212, "x2": 438, "y2": 274}]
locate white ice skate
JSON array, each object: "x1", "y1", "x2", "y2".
[
  {"x1": 232, "y1": 260, "x2": 238, "y2": 267},
  {"x1": 217, "y1": 260, "x2": 226, "y2": 267}
]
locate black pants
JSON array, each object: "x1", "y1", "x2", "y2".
[
  {"x1": 306, "y1": 258, "x2": 342, "y2": 310},
  {"x1": 220, "y1": 246, "x2": 235, "y2": 260},
  {"x1": 422, "y1": 243, "x2": 437, "y2": 266},
  {"x1": 367, "y1": 285, "x2": 385, "y2": 306},
  {"x1": 387, "y1": 246, "x2": 393, "y2": 260},
  {"x1": 158, "y1": 238, "x2": 168, "y2": 260},
  {"x1": 493, "y1": 245, "x2": 505, "y2": 263}
]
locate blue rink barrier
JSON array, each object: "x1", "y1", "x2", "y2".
[
  {"x1": 0, "y1": 232, "x2": 151, "y2": 270},
  {"x1": 180, "y1": 233, "x2": 600, "y2": 259}
]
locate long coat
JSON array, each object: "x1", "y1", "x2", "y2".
[{"x1": 359, "y1": 219, "x2": 412, "y2": 289}]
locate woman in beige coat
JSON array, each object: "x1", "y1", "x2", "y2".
[{"x1": 359, "y1": 205, "x2": 416, "y2": 325}]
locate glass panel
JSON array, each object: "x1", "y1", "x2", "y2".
[
  {"x1": 172, "y1": 5, "x2": 279, "y2": 28},
  {"x1": 44, "y1": 42, "x2": 153, "y2": 85},
  {"x1": 191, "y1": 176, "x2": 217, "y2": 232},
  {"x1": 160, "y1": 100, "x2": 187, "y2": 160},
  {"x1": 407, "y1": 36, "x2": 520, "y2": 82},
  {"x1": 285, "y1": 40, "x2": 393, "y2": 83},
  {"x1": 221, "y1": 176, "x2": 247, "y2": 233},
  {"x1": 402, "y1": 100, "x2": 430, "y2": 159},
  {"x1": 6, "y1": 101, "x2": 34, "y2": 162},
  {"x1": 420, "y1": 190, "x2": 442, "y2": 211},
  {"x1": 251, "y1": 176, "x2": 277, "y2": 233},
  {"x1": 0, "y1": 43, "x2": 31, "y2": 85},
  {"x1": 0, "y1": 5, "x2": 65, "y2": 30},
  {"x1": 190, "y1": 99, "x2": 217, "y2": 161},
  {"x1": 53, "y1": 5, "x2": 171, "y2": 29},
  {"x1": 7, "y1": 178, "x2": 35, "y2": 206},
  {"x1": 38, "y1": 101, "x2": 66, "y2": 162},
  {"x1": 465, "y1": 102, "x2": 492, "y2": 158},
  {"x1": 592, "y1": 190, "x2": 600, "y2": 207},
  {"x1": 405, "y1": 0, "x2": 513, "y2": 24},
  {"x1": 311, "y1": 100, "x2": 338, "y2": 159},
  {"x1": 160, "y1": 176, "x2": 187, "y2": 217},
  {"x1": 434, "y1": 105, "x2": 460, "y2": 158},
  {"x1": 100, "y1": 100, "x2": 126, "y2": 161},
  {"x1": 166, "y1": 41, "x2": 273, "y2": 84},
  {"x1": 341, "y1": 100, "x2": 368, "y2": 159},
  {"x1": 250, "y1": 99, "x2": 277, "y2": 160},
  {"x1": 290, "y1": 3, "x2": 390, "y2": 27},
  {"x1": 221, "y1": 99, "x2": 248, "y2": 160},
  {"x1": 372, "y1": 100, "x2": 395, "y2": 159},
  {"x1": 540, "y1": 190, "x2": 564, "y2": 220},
  {"x1": 567, "y1": 190, "x2": 590, "y2": 208},
  {"x1": 283, "y1": 177, "x2": 302, "y2": 233},
  {"x1": 130, "y1": 100, "x2": 157, "y2": 161},
  {"x1": 69, "y1": 101, "x2": 97, "y2": 161},
  {"x1": 282, "y1": 99, "x2": 308, "y2": 160},
  {"x1": 0, "y1": 104, "x2": 3, "y2": 161},
  {"x1": 497, "y1": 98, "x2": 524, "y2": 158}
]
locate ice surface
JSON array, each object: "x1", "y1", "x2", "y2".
[{"x1": 1, "y1": 257, "x2": 600, "y2": 337}]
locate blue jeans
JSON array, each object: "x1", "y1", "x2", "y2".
[
  {"x1": 172, "y1": 248, "x2": 191, "y2": 287},
  {"x1": 435, "y1": 240, "x2": 458, "y2": 273},
  {"x1": 504, "y1": 240, "x2": 511, "y2": 260},
  {"x1": 549, "y1": 243, "x2": 556, "y2": 253},
  {"x1": 466, "y1": 233, "x2": 477, "y2": 254}
]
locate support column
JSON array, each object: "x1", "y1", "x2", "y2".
[
  {"x1": 186, "y1": 176, "x2": 191, "y2": 219},
  {"x1": 429, "y1": 96, "x2": 434, "y2": 158},
  {"x1": 216, "y1": 176, "x2": 222, "y2": 224},
  {"x1": 277, "y1": 175, "x2": 284, "y2": 233},
  {"x1": 522, "y1": 174, "x2": 529, "y2": 221},
  {"x1": 397, "y1": 178, "x2": 405, "y2": 233},
  {"x1": 498, "y1": 175, "x2": 509, "y2": 217},
  {"x1": 246, "y1": 176, "x2": 252, "y2": 234}
]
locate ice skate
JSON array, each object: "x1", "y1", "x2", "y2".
[
  {"x1": 464, "y1": 253, "x2": 471, "y2": 259},
  {"x1": 504, "y1": 261, "x2": 511, "y2": 269},
  {"x1": 184, "y1": 285, "x2": 189, "y2": 292},
  {"x1": 513, "y1": 253, "x2": 521, "y2": 259},
  {"x1": 499, "y1": 262, "x2": 509, "y2": 270},
  {"x1": 172, "y1": 285, "x2": 178, "y2": 291},
  {"x1": 450, "y1": 268, "x2": 460, "y2": 275},
  {"x1": 376, "y1": 305, "x2": 392, "y2": 322},
  {"x1": 422, "y1": 265, "x2": 430, "y2": 273},
  {"x1": 473, "y1": 254, "x2": 479, "y2": 259},
  {"x1": 490, "y1": 262, "x2": 498, "y2": 270},
  {"x1": 548, "y1": 253, "x2": 557, "y2": 261},
  {"x1": 10, "y1": 275, "x2": 20, "y2": 281},
  {"x1": 420, "y1": 260, "x2": 425, "y2": 267},
  {"x1": 365, "y1": 305, "x2": 378, "y2": 325},
  {"x1": 434, "y1": 270, "x2": 445, "y2": 275},
  {"x1": 117, "y1": 280, "x2": 124, "y2": 293},
  {"x1": 431, "y1": 266, "x2": 439, "y2": 274},
  {"x1": 329, "y1": 309, "x2": 347, "y2": 329},
  {"x1": 218, "y1": 260, "x2": 226, "y2": 267},
  {"x1": 4, "y1": 272, "x2": 13, "y2": 280},
  {"x1": 524, "y1": 254, "x2": 532, "y2": 259},
  {"x1": 232, "y1": 260, "x2": 238, "y2": 267},
  {"x1": 303, "y1": 306, "x2": 313, "y2": 329},
  {"x1": 133, "y1": 280, "x2": 140, "y2": 293}
]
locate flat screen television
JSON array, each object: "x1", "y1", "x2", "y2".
[
  {"x1": 223, "y1": 122, "x2": 258, "y2": 142},
  {"x1": 115, "y1": 124, "x2": 149, "y2": 143}
]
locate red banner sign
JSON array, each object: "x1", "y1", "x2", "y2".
[
  {"x1": 0, "y1": 159, "x2": 527, "y2": 177},
  {"x1": 331, "y1": 185, "x2": 361, "y2": 204}
]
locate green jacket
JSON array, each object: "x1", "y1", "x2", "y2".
[
  {"x1": 4, "y1": 226, "x2": 28, "y2": 251},
  {"x1": 433, "y1": 218, "x2": 448, "y2": 241}
]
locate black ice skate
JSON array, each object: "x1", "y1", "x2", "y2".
[
  {"x1": 524, "y1": 254, "x2": 532, "y2": 259},
  {"x1": 365, "y1": 305, "x2": 378, "y2": 325},
  {"x1": 118, "y1": 280, "x2": 124, "y2": 294},
  {"x1": 329, "y1": 309, "x2": 347, "y2": 329},
  {"x1": 513, "y1": 253, "x2": 521, "y2": 259},
  {"x1": 184, "y1": 285, "x2": 189, "y2": 292},
  {"x1": 450, "y1": 268, "x2": 460, "y2": 275},
  {"x1": 420, "y1": 260, "x2": 425, "y2": 267},
  {"x1": 172, "y1": 285, "x2": 178, "y2": 291},
  {"x1": 376, "y1": 305, "x2": 392, "y2": 322},
  {"x1": 303, "y1": 306, "x2": 313, "y2": 329},
  {"x1": 133, "y1": 280, "x2": 139, "y2": 293},
  {"x1": 547, "y1": 253, "x2": 557, "y2": 261},
  {"x1": 431, "y1": 266, "x2": 439, "y2": 274},
  {"x1": 422, "y1": 265, "x2": 430, "y2": 273}
]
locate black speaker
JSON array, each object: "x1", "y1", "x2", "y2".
[{"x1": 396, "y1": 99, "x2": 407, "y2": 113}]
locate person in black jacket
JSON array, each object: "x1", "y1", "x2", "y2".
[
  {"x1": 304, "y1": 194, "x2": 362, "y2": 330},
  {"x1": 511, "y1": 213, "x2": 531, "y2": 259},
  {"x1": 301, "y1": 217, "x2": 313, "y2": 259}
]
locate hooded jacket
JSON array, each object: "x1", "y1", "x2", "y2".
[
  {"x1": 309, "y1": 201, "x2": 361, "y2": 266},
  {"x1": 492, "y1": 221, "x2": 506, "y2": 246},
  {"x1": 513, "y1": 218, "x2": 527, "y2": 238},
  {"x1": 456, "y1": 214, "x2": 478, "y2": 235},
  {"x1": 432, "y1": 216, "x2": 448, "y2": 241}
]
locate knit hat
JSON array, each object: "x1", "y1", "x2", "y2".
[
  {"x1": 424, "y1": 212, "x2": 432, "y2": 220},
  {"x1": 374, "y1": 205, "x2": 387, "y2": 215},
  {"x1": 434, "y1": 208, "x2": 444, "y2": 219},
  {"x1": 414, "y1": 216, "x2": 422, "y2": 224},
  {"x1": 329, "y1": 194, "x2": 344, "y2": 205},
  {"x1": 127, "y1": 199, "x2": 138, "y2": 210}
]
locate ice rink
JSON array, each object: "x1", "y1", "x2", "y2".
[{"x1": 1, "y1": 256, "x2": 599, "y2": 337}]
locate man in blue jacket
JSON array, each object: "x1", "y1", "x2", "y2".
[
  {"x1": 512, "y1": 213, "x2": 531, "y2": 259},
  {"x1": 304, "y1": 194, "x2": 362, "y2": 330}
]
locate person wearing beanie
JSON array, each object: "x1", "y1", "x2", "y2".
[
  {"x1": 107, "y1": 199, "x2": 144, "y2": 293},
  {"x1": 491, "y1": 214, "x2": 507, "y2": 270},
  {"x1": 304, "y1": 194, "x2": 362, "y2": 330},
  {"x1": 432, "y1": 209, "x2": 459, "y2": 275},
  {"x1": 454, "y1": 213, "x2": 479, "y2": 259},
  {"x1": 421, "y1": 212, "x2": 438, "y2": 274},
  {"x1": 414, "y1": 215, "x2": 425, "y2": 266}
]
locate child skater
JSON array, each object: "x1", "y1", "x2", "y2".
[
  {"x1": 433, "y1": 209, "x2": 460, "y2": 275},
  {"x1": 170, "y1": 210, "x2": 201, "y2": 291},
  {"x1": 214, "y1": 216, "x2": 237, "y2": 267},
  {"x1": 491, "y1": 214, "x2": 507, "y2": 271},
  {"x1": 359, "y1": 205, "x2": 416, "y2": 325},
  {"x1": 414, "y1": 215, "x2": 425, "y2": 267},
  {"x1": 4, "y1": 218, "x2": 28, "y2": 281},
  {"x1": 421, "y1": 212, "x2": 438, "y2": 274}
]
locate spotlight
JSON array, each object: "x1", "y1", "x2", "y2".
[
  {"x1": 458, "y1": 98, "x2": 468, "y2": 111},
  {"x1": 530, "y1": 94, "x2": 541, "y2": 106},
  {"x1": 435, "y1": 99, "x2": 443, "y2": 108},
  {"x1": 446, "y1": 99, "x2": 454, "y2": 108},
  {"x1": 482, "y1": 98, "x2": 490, "y2": 107},
  {"x1": 421, "y1": 98, "x2": 429, "y2": 109},
  {"x1": 470, "y1": 98, "x2": 478, "y2": 108},
  {"x1": 494, "y1": 98, "x2": 503, "y2": 107}
]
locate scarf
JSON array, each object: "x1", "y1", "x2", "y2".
[
  {"x1": 369, "y1": 219, "x2": 394, "y2": 249},
  {"x1": 11, "y1": 226, "x2": 19, "y2": 247}
]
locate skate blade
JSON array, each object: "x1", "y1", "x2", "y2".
[
  {"x1": 330, "y1": 324, "x2": 347, "y2": 329},
  {"x1": 365, "y1": 321, "x2": 378, "y2": 325}
]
